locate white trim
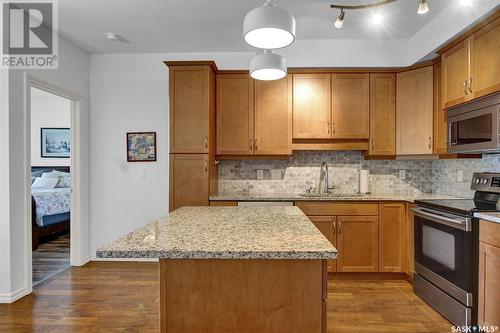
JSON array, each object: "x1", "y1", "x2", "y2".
[
  {"x1": 90, "y1": 257, "x2": 159, "y2": 262},
  {"x1": 0, "y1": 287, "x2": 29, "y2": 304},
  {"x1": 24, "y1": 75, "x2": 88, "y2": 295}
]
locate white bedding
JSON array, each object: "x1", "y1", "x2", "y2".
[{"x1": 31, "y1": 188, "x2": 71, "y2": 226}]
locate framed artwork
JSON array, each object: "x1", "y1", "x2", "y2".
[
  {"x1": 41, "y1": 128, "x2": 71, "y2": 158},
  {"x1": 127, "y1": 132, "x2": 157, "y2": 162}
]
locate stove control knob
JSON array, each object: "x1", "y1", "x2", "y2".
[
  {"x1": 482, "y1": 179, "x2": 489, "y2": 185},
  {"x1": 475, "y1": 178, "x2": 481, "y2": 184}
]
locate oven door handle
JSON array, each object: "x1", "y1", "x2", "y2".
[{"x1": 412, "y1": 207, "x2": 472, "y2": 231}]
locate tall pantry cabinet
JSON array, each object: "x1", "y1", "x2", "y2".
[{"x1": 166, "y1": 62, "x2": 218, "y2": 211}]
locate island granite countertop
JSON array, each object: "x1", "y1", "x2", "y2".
[
  {"x1": 97, "y1": 206, "x2": 338, "y2": 260},
  {"x1": 209, "y1": 192, "x2": 463, "y2": 202}
]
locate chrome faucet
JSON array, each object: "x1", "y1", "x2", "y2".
[{"x1": 318, "y1": 162, "x2": 329, "y2": 194}]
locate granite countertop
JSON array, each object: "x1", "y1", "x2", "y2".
[
  {"x1": 97, "y1": 206, "x2": 338, "y2": 260},
  {"x1": 474, "y1": 212, "x2": 500, "y2": 224},
  {"x1": 209, "y1": 192, "x2": 462, "y2": 203}
]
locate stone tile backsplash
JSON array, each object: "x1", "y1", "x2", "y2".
[{"x1": 218, "y1": 151, "x2": 500, "y2": 198}]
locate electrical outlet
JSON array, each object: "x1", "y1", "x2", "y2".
[
  {"x1": 271, "y1": 169, "x2": 282, "y2": 180},
  {"x1": 399, "y1": 169, "x2": 406, "y2": 180},
  {"x1": 457, "y1": 170, "x2": 463, "y2": 182},
  {"x1": 256, "y1": 169, "x2": 264, "y2": 180}
]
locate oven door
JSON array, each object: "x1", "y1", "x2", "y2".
[
  {"x1": 413, "y1": 207, "x2": 473, "y2": 305},
  {"x1": 448, "y1": 104, "x2": 499, "y2": 153}
]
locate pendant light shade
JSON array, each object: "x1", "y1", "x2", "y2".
[
  {"x1": 250, "y1": 50, "x2": 287, "y2": 81},
  {"x1": 243, "y1": 1, "x2": 296, "y2": 49}
]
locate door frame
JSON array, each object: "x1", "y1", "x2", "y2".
[{"x1": 24, "y1": 74, "x2": 87, "y2": 292}]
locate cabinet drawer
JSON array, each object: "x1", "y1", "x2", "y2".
[{"x1": 296, "y1": 201, "x2": 378, "y2": 216}]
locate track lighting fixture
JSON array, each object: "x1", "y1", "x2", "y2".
[
  {"x1": 417, "y1": 0, "x2": 429, "y2": 15},
  {"x1": 334, "y1": 9, "x2": 345, "y2": 29}
]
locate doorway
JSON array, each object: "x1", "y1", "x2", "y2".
[{"x1": 25, "y1": 76, "x2": 85, "y2": 290}]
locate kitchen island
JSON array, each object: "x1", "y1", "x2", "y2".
[{"x1": 97, "y1": 206, "x2": 337, "y2": 333}]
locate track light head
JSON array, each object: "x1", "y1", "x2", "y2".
[
  {"x1": 417, "y1": 0, "x2": 429, "y2": 15},
  {"x1": 334, "y1": 9, "x2": 345, "y2": 29}
]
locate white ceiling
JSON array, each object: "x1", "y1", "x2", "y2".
[{"x1": 58, "y1": 0, "x2": 454, "y2": 54}]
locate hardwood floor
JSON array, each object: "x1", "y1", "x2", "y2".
[
  {"x1": 32, "y1": 232, "x2": 70, "y2": 286},
  {"x1": 0, "y1": 262, "x2": 452, "y2": 333}
]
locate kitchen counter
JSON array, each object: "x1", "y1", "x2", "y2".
[
  {"x1": 474, "y1": 212, "x2": 500, "y2": 224},
  {"x1": 209, "y1": 192, "x2": 462, "y2": 203},
  {"x1": 97, "y1": 206, "x2": 338, "y2": 260}
]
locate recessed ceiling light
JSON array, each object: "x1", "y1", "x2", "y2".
[
  {"x1": 104, "y1": 32, "x2": 130, "y2": 44},
  {"x1": 243, "y1": 0, "x2": 296, "y2": 49},
  {"x1": 334, "y1": 9, "x2": 345, "y2": 29},
  {"x1": 417, "y1": 0, "x2": 429, "y2": 15}
]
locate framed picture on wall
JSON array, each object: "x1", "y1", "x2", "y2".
[
  {"x1": 127, "y1": 132, "x2": 157, "y2": 162},
  {"x1": 41, "y1": 128, "x2": 71, "y2": 158}
]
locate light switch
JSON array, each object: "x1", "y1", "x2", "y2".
[
  {"x1": 457, "y1": 170, "x2": 463, "y2": 182},
  {"x1": 399, "y1": 169, "x2": 406, "y2": 180}
]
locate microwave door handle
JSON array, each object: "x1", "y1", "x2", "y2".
[{"x1": 412, "y1": 207, "x2": 471, "y2": 231}]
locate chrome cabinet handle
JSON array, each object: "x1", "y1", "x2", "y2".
[
  {"x1": 468, "y1": 78, "x2": 473, "y2": 93},
  {"x1": 254, "y1": 138, "x2": 258, "y2": 150},
  {"x1": 204, "y1": 161, "x2": 208, "y2": 172},
  {"x1": 332, "y1": 122, "x2": 336, "y2": 134},
  {"x1": 327, "y1": 122, "x2": 331, "y2": 134},
  {"x1": 371, "y1": 138, "x2": 375, "y2": 150},
  {"x1": 249, "y1": 139, "x2": 253, "y2": 150},
  {"x1": 463, "y1": 80, "x2": 468, "y2": 95},
  {"x1": 428, "y1": 136, "x2": 432, "y2": 150},
  {"x1": 204, "y1": 136, "x2": 208, "y2": 148},
  {"x1": 338, "y1": 221, "x2": 341, "y2": 234},
  {"x1": 332, "y1": 221, "x2": 336, "y2": 234}
]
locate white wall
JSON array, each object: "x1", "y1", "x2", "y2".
[
  {"x1": 30, "y1": 88, "x2": 71, "y2": 167},
  {"x1": 1, "y1": 36, "x2": 90, "y2": 302}
]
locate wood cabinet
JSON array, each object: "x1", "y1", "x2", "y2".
[
  {"x1": 396, "y1": 66, "x2": 434, "y2": 155},
  {"x1": 433, "y1": 62, "x2": 448, "y2": 155},
  {"x1": 309, "y1": 216, "x2": 337, "y2": 272},
  {"x1": 442, "y1": 16, "x2": 500, "y2": 109},
  {"x1": 216, "y1": 74, "x2": 254, "y2": 155},
  {"x1": 368, "y1": 74, "x2": 396, "y2": 156},
  {"x1": 478, "y1": 220, "x2": 500, "y2": 326},
  {"x1": 337, "y1": 216, "x2": 378, "y2": 272},
  {"x1": 169, "y1": 154, "x2": 216, "y2": 211},
  {"x1": 292, "y1": 74, "x2": 332, "y2": 139},
  {"x1": 332, "y1": 74, "x2": 370, "y2": 139},
  {"x1": 216, "y1": 75, "x2": 292, "y2": 155},
  {"x1": 169, "y1": 66, "x2": 215, "y2": 154},
  {"x1": 379, "y1": 203, "x2": 406, "y2": 273},
  {"x1": 254, "y1": 77, "x2": 292, "y2": 155}
]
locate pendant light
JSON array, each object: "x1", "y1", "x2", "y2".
[
  {"x1": 243, "y1": 0, "x2": 296, "y2": 49},
  {"x1": 417, "y1": 0, "x2": 429, "y2": 14},
  {"x1": 250, "y1": 50, "x2": 287, "y2": 81}
]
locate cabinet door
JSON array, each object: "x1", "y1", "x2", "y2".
[
  {"x1": 471, "y1": 17, "x2": 500, "y2": 100},
  {"x1": 478, "y1": 241, "x2": 500, "y2": 326},
  {"x1": 292, "y1": 74, "x2": 331, "y2": 139},
  {"x1": 379, "y1": 203, "x2": 406, "y2": 273},
  {"x1": 369, "y1": 74, "x2": 396, "y2": 155},
  {"x1": 332, "y1": 74, "x2": 370, "y2": 139},
  {"x1": 309, "y1": 216, "x2": 337, "y2": 273},
  {"x1": 442, "y1": 39, "x2": 470, "y2": 109},
  {"x1": 337, "y1": 216, "x2": 378, "y2": 272},
  {"x1": 254, "y1": 77, "x2": 292, "y2": 155},
  {"x1": 169, "y1": 154, "x2": 209, "y2": 211},
  {"x1": 396, "y1": 66, "x2": 434, "y2": 155},
  {"x1": 216, "y1": 74, "x2": 254, "y2": 155},
  {"x1": 170, "y1": 66, "x2": 214, "y2": 153},
  {"x1": 433, "y1": 62, "x2": 448, "y2": 155}
]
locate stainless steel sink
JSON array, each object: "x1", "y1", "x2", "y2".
[{"x1": 299, "y1": 192, "x2": 364, "y2": 198}]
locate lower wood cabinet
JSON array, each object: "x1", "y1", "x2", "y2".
[
  {"x1": 309, "y1": 216, "x2": 337, "y2": 272},
  {"x1": 337, "y1": 216, "x2": 378, "y2": 272},
  {"x1": 379, "y1": 203, "x2": 406, "y2": 273},
  {"x1": 169, "y1": 154, "x2": 217, "y2": 211},
  {"x1": 478, "y1": 220, "x2": 500, "y2": 326}
]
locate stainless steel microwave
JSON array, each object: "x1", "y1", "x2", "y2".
[{"x1": 447, "y1": 93, "x2": 500, "y2": 154}]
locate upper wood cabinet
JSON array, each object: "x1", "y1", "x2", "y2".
[
  {"x1": 169, "y1": 66, "x2": 215, "y2": 153},
  {"x1": 336, "y1": 216, "x2": 378, "y2": 273},
  {"x1": 332, "y1": 74, "x2": 370, "y2": 139},
  {"x1": 216, "y1": 74, "x2": 254, "y2": 155},
  {"x1": 379, "y1": 203, "x2": 406, "y2": 273},
  {"x1": 254, "y1": 77, "x2": 292, "y2": 155},
  {"x1": 433, "y1": 62, "x2": 448, "y2": 155},
  {"x1": 368, "y1": 74, "x2": 396, "y2": 156},
  {"x1": 396, "y1": 66, "x2": 434, "y2": 155},
  {"x1": 169, "y1": 154, "x2": 217, "y2": 211},
  {"x1": 292, "y1": 74, "x2": 331, "y2": 139},
  {"x1": 442, "y1": 16, "x2": 500, "y2": 109}
]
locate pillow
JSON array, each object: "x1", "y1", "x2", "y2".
[
  {"x1": 31, "y1": 170, "x2": 44, "y2": 178},
  {"x1": 41, "y1": 170, "x2": 70, "y2": 178},
  {"x1": 31, "y1": 176, "x2": 36, "y2": 184},
  {"x1": 31, "y1": 177, "x2": 59, "y2": 189},
  {"x1": 56, "y1": 175, "x2": 71, "y2": 188}
]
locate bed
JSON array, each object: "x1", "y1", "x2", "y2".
[{"x1": 31, "y1": 167, "x2": 71, "y2": 250}]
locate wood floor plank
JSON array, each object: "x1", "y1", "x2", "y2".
[
  {"x1": 32, "y1": 232, "x2": 70, "y2": 286},
  {"x1": 0, "y1": 262, "x2": 452, "y2": 333}
]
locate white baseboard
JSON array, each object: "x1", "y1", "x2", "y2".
[
  {"x1": 90, "y1": 257, "x2": 159, "y2": 262},
  {"x1": 71, "y1": 256, "x2": 90, "y2": 267},
  {"x1": 0, "y1": 287, "x2": 29, "y2": 304}
]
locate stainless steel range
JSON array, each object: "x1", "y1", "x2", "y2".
[{"x1": 413, "y1": 172, "x2": 500, "y2": 327}]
